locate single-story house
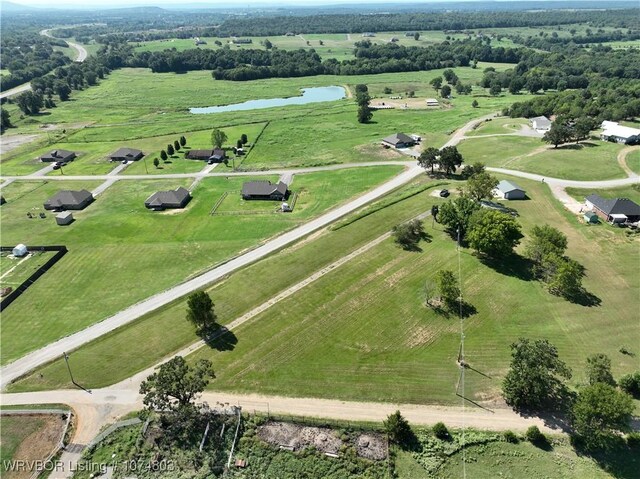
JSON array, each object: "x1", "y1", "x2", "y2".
[
  {"x1": 583, "y1": 211, "x2": 599, "y2": 224},
  {"x1": 109, "y1": 147, "x2": 144, "y2": 162},
  {"x1": 56, "y1": 211, "x2": 74, "y2": 226},
  {"x1": 12, "y1": 244, "x2": 28, "y2": 257},
  {"x1": 585, "y1": 194, "x2": 640, "y2": 223},
  {"x1": 381, "y1": 133, "x2": 417, "y2": 149},
  {"x1": 39, "y1": 149, "x2": 76, "y2": 163},
  {"x1": 494, "y1": 180, "x2": 526, "y2": 200},
  {"x1": 185, "y1": 149, "x2": 227, "y2": 162},
  {"x1": 600, "y1": 122, "x2": 640, "y2": 145},
  {"x1": 43, "y1": 190, "x2": 94, "y2": 211},
  {"x1": 145, "y1": 186, "x2": 191, "y2": 210},
  {"x1": 530, "y1": 116, "x2": 552, "y2": 131},
  {"x1": 242, "y1": 181, "x2": 288, "y2": 201},
  {"x1": 425, "y1": 98, "x2": 439, "y2": 107}
]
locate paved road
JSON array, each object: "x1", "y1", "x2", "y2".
[{"x1": 0, "y1": 82, "x2": 32, "y2": 99}]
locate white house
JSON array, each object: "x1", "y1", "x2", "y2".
[
  {"x1": 12, "y1": 244, "x2": 28, "y2": 257},
  {"x1": 494, "y1": 180, "x2": 526, "y2": 200},
  {"x1": 600, "y1": 122, "x2": 640, "y2": 144},
  {"x1": 530, "y1": 116, "x2": 552, "y2": 131}
]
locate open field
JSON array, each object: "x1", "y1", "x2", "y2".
[
  {"x1": 458, "y1": 135, "x2": 629, "y2": 181},
  {"x1": 627, "y1": 149, "x2": 640, "y2": 175},
  {"x1": 464, "y1": 117, "x2": 528, "y2": 136},
  {"x1": 566, "y1": 184, "x2": 640, "y2": 206},
  {"x1": 0, "y1": 414, "x2": 67, "y2": 479},
  {"x1": 0, "y1": 250, "x2": 57, "y2": 290},
  {"x1": 0, "y1": 166, "x2": 400, "y2": 365}
]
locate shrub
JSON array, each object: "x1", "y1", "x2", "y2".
[
  {"x1": 627, "y1": 432, "x2": 640, "y2": 448},
  {"x1": 432, "y1": 422, "x2": 449, "y2": 440},
  {"x1": 525, "y1": 426, "x2": 544, "y2": 444},
  {"x1": 503, "y1": 430, "x2": 519, "y2": 443},
  {"x1": 618, "y1": 372, "x2": 640, "y2": 398}
]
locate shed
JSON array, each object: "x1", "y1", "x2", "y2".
[
  {"x1": 530, "y1": 116, "x2": 551, "y2": 131},
  {"x1": 425, "y1": 98, "x2": 439, "y2": 106},
  {"x1": 583, "y1": 211, "x2": 599, "y2": 224},
  {"x1": 494, "y1": 180, "x2": 526, "y2": 200},
  {"x1": 56, "y1": 211, "x2": 74, "y2": 226},
  {"x1": 12, "y1": 244, "x2": 28, "y2": 257}
]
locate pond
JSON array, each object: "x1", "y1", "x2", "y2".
[{"x1": 190, "y1": 86, "x2": 347, "y2": 114}]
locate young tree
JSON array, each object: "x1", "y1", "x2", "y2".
[
  {"x1": 383, "y1": 87, "x2": 392, "y2": 94},
  {"x1": 240, "y1": 133, "x2": 248, "y2": 145},
  {"x1": 186, "y1": 291, "x2": 218, "y2": 336},
  {"x1": 160, "y1": 150, "x2": 168, "y2": 161},
  {"x1": 465, "y1": 171, "x2": 498, "y2": 201},
  {"x1": 618, "y1": 372, "x2": 640, "y2": 398},
  {"x1": 585, "y1": 353, "x2": 616, "y2": 386},
  {"x1": 441, "y1": 84, "x2": 452, "y2": 98},
  {"x1": 489, "y1": 82, "x2": 502, "y2": 96},
  {"x1": 384, "y1": 411, "x2": 414, "y2": 447},
  {"x1": 524, "y1": 225, "x2": 568, "y2": 268},
  {"x1": 438, "y1": 146, "x2": 463, "y2": 175},
  {"x1": 355, "y1": 84, "x2": 368, "y2": 94},
  {"x1": 429, "y1": 76, "x2": 443, "y2": 92},
  {"x1": 417, "y1": 147, "x2": 439, "y2": 174},
  {"x1": 435, "y1": 269, "x2": 460, "y2": 309},
  {"x1": 139, "y1": 356, "x2": 214, "y2": 412},
  {"x1": 55, "y1": 82, "x2": 72, "y2": 101},
  {"x1": 432, "y1": 422, "x2": 450, "y2": 440},
  {"x1": 264, "y1": 39, "x2": 273, "y2": 49},
  {"x1": 0, "y1": 108, "x2": 11, "y2": 130},
  {"x1": 174, "y1": 140, "x2": 181, "y2": 151},
  {"x1": 211, "y1": 128, "x2": 227, "y2": 149},
  {"x1": 413, "y1": 32, "x2": 420, "y2": 41},
  {"x1": 572, "y1": 383, "x2": 633, "y2": 450},
  {"x1": 471, "y1": 99, "x2": 479, "y2": 108},
  {"x1": 356, "y1": 89, "x2": 373, "y2": 124},
  {"x1": 503, "y1": 338, "x2": 572, "y2": 411},
  {"x1": 153, "y1": 158, "x2": 160, "y2": 168},
  {"x1": 392, "y1": 219, "x2": 424, "y2": 250},
  {"x1": 467, "y1": 210, "x2": 523, "y2": 258},
  {"x1": 180, "y1": 136, "x2": 187, "y2": 146},
  {"x1": 547, "y1": 256, "x2": 585, "y2": 299},
  {"x1": 167, "y1": 144, "x2": 175, "y2": 156},
  {"x1": 236, "y1": 139, "x2": 243, "y2": 149},
  {"x1": 443, "y1": 69, "x2": 457, "y2": 84},
  {"x1": 438, "y1": 196, "x2": 480, "y2": 238}
]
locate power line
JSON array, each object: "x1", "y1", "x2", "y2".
[{"x1": 456, "y1": 227, "x2": 466, "y2": 479}]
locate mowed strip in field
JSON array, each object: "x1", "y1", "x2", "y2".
[{"x1": 0, "y1": 166, "x2": 401, "y2": 365}]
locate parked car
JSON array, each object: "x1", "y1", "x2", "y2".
[
  {"x1": 207, "y1": 159, "x2": 215, "y2": 165},
  {"x1": 52, "y1": 164, "x2": 61, "y2": 170},
  {"x1": 439, "y1": 189, "x2": 450, "y2": 197}
]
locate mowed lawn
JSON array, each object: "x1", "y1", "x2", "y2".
[
  {"x1": 464, "y1": 117, "x2": 528, "y2": 136},
  {"x1": 0, "y1": 166, "x2": 401, "y2": 365},
  {"x1": 458, "y1": 135, "x2": 629, "y2": 181},
  {"x1": 9, "y1": 176, "x2": 453, "y2": 391},
  {"x1": 178, "y1": 178, "x2": 639, "y2": 405}
]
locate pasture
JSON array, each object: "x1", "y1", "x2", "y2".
[{"x1": 0, "y1": 166, "x2": 401, "y2": 365}]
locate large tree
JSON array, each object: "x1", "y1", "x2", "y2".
[
  {"x1": 186, "y1": 291, "x2": 218, "y2": 336},
  {"x1": 547, "y1": 255, "x2": 585, "y2": 299},
  {"x1": 392, "y1": 219, "x2": 424, "y2": 250},
  {"x1": 465, "y1": 171, "x2": 498, "y2": 201},
  {"x1": 139, "y1": 356, "x2": 215, "y2": 412},
  {"x1": 503, "y1": 338, "x2": 572, "y2": 411},
  {"x1": 438, "y1": 146, "x2": 463, "y2": 175},
  {"x1": 211, "y1": 128, "x2": 227, "y2": 149},
  {"x1": 524, "y1": 224, "x2": 568, "y2": 268},
  {"x1": 585, "y1": 353, "x2": 616, "y2": 387},
  {"x1": 429, "y1": 76, "x2": 443, "y2": 92},
  {"x1": 467, "y1": 209, "x2": 523, "y2": 258},
  {"x1": 356, "y1": 88, "x2": 373, "y2": 124},
  {"x1": 572, "y1": 383, "x2": 633, "y2": 450},
  {"x1": 417, "y1": 147, "x2": 439, "y2": 174},
  {"x1": 438, "y1": 196, "x2": 480, "y2": 238},
  {"x1": 543, "y1": 122, "x2": 571, "y2": 148}
]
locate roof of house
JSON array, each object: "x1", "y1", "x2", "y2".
[
  {"x1": 186, "y1": 149, "x2": 217, "y2": 159},
  {"x1": 110, "y1": 147, "x2": 143, "y2": 159},
  {"x1": 242, "y1": 180, "x2": 288, "y2": 197},
  {"x1": 145, "y1": 187, "x2": 191, "y2": 207},
  {"x1": 530, "y1": 116, "x2": 551, "y2": 127},
  {"x1": 586, "y1": 194, "x2": 640, "y2": 217},
  {"x1": 45, "y1": 190, "x2": 93, "y2": 208},
  {"x1": 496, "y1": 180, "x2": 525, "y2": 193},
  {"x1": 382, "y1": 132, "x2": 415, "y2": 146},
  {"x1": 40, "y1": 149, "x2": 75, "y2": 161},
  {"x1": 211, "y1": 148, "x2": 226, "y2": 159},
  {"x1": 601, "y1": 123, "x2": 640, "y2": 140}
]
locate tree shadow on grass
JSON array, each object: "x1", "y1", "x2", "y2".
[
  {"x1": 480, "y1": 253, "x2": 534, "y2": 281},
  {"x1": 517, "y1": 389, "x2": 576, "y2": 434},
  {"x1": 564, "y1": 288, "x2": 602, "y2": 307},
  {"x1": 203, "y1": 326, "x2": 238, "y2": 352},
  {"x1": 573, "y1": 436, "x2": 639, "y2": 479},
  {"x1": 557, "y1": 142, "x2": 598, "y2": 151}
]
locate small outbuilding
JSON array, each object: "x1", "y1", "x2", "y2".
[
  {"x1": 12, "y1": 244, "x2": 28, "y2": 257},
  {"x1": 494, "y1": 180, "x2": 526, "y2": 200},
  {"x1": 145, "y1": 186, "x2": 191, "y2": 210},
  {"x1": 530, "y1": 116, "x2": 552, "y2": 132},
  {"x1": 583, "y1": 211, "x2": 599, "y2": 224},
  {"x1": 109, "y1": 147, "x2": 144, "y2": 162},
  {"x1": 56, "y1": 211, "x2": 74, "y2": 226},
  {"x1": 242, "y1": 181, "x2": 288, "y2": 201},
  {"x1": 44, "y1": 190, "x2": 94, "y2": 211},
  {"x1": 381, "y1": 133, "x2": 417, "y2": 149},
  {"x1": 425, "y1": 98, "x2": 439, "y2": 107},
  {"x1": 39, "y1": 149, "x2": 76, "y2": 163}
]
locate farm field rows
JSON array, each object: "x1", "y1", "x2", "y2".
[{"x1": 0, "y1": 165, "x2": 401, "y2": 365}]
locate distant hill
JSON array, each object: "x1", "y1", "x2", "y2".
[{"x1": 0, "y1": 1, "x2": 37, "y2": 13}]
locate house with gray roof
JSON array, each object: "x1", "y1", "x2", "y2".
[
  {"x1": 530, "y1": 116, "x2": 552, "y2": 131},
  {"x1": 185, "y1": 148, "x2": 227, "y2": 162},
  {"x1": 145, "y1": 187, "x2": 191, "y2": 210},
  {"x1": 39, "y1": 149, "x2": 76, "y2": 163},
  {"x1": 494, "y1": 180, "x2": 526, "y2": 200},
  {"x1": 585, "y1": 194, "x2": 640, "y2": 223},
  {"x1": 43, "y1": 190, "x2": 94, "y2": 211},
  {"x1": 109, "y1": 147, "x2": 144, "y2": 162},
  {"x1": 242, "y1": 181, "x2": 288, "y2": 201},
  {"x1": 381, "y1": 133, "x2": 416, "y2": 149}
]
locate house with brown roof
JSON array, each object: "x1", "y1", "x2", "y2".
[
  {"x1": 109, "y1": 148, "x2": 144, "y2": 162},
  {"x1": 185, "y1": 149, "x2": 227, "y2": 162},
  {"x1": 39, "y1": 149, "x2": 76, "y2": 163},
  {"x1": 242, "y1": 181, "x2": 288, "y2": 201},
  {"x1": 145, "y1": 187, "x2": 191, "y2": 210},
  {"x1": 43, "y1": 190, "x2": 94, "y2": 211}
]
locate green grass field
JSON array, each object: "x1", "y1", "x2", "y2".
[
  {"x1": 465, "y1": 117, "x2": 528, "y2": 136},
  {"x1": 0, "y1": 166, "x2": 400, "y2": 365},
  {"x1": 626, "y1": 149, "x2": 640, "y2": 175},
  {"x1": 566, "y1": 184, "x2": 640, "y2": 206},
  {"x1": 458, "y1": 135, "x2": 628, "y2": 181},
  {"x1": 0, "y1": 250, "x2": 57, "y2": 290}
]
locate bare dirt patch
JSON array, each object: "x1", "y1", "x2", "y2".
[
  {"x1": 356, "y1": 143, "x2": 404, "y2": 161},
  {"x1": 0, "y1": 134, "x2": 41, "y2": 155},
  {"x1": 405, "y1": 326, "x2": 438, "y2": 348},
  {"x1": 257, "y1": 421, "x2": 387, "y2": 460}
]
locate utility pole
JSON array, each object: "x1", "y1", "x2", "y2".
[
  {"x1": 144, "y1": 157, "x2": 149, "y2": 174},
  {"x1": 63, "y1": 352, "x2": 75, "y2": 385}
]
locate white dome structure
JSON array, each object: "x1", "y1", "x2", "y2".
[{"x1": 12, "y1": 244, "x2": 28, "y2": 257}]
